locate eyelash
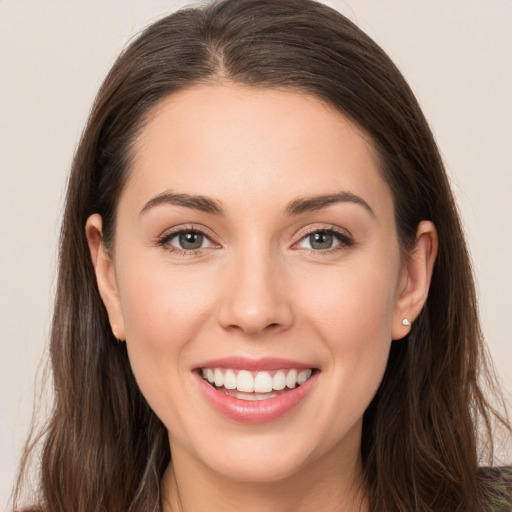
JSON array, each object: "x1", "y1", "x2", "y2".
[
  {"x1": 293, "y1": 226, "x2": 354, "y2": 255},
  {"x1": 157, "y1": 225, "x2": 354, "y2": 256},
  {"x1": 157, "y1": 225, "x2": 216, "y2": 256}
]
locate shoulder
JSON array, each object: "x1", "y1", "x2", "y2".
[{"x1": 479, "y1": 466, "x2": 512, "y2": 511}]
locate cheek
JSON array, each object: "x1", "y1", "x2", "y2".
[
  {"x1": 115, "y1": 258, "x2": 217, "y2": 404},
  {"x1": 292, "y1": 265, "x2": 396, "y2": 446},
  {"x1": 297, "y1": 261, "x2": 398, "y2": 345},
  {"x1": 116, "y1": 258, "x2": 222, "y2": 434},
  {"x1": 118, "y1": 260, "x2": 217, "y2": 346},
  {"x1": 296, "y1": 261, "x2": 397, "y2": 401}
]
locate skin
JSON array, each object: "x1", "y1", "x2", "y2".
[{"x1": 86, "y1": 84, "x2": 437, "y2": 512}]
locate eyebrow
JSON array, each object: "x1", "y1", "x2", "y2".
[
  {"x1": 140, "y1": 192, "x2": 225, "y2": 216},
  {"x1": 284, "y1": 192, "x2": 375, "y2": 217},
  {"x1": 139, "y1": 190, "x2": 374, "y2": 218}
]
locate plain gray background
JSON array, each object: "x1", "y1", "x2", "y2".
[{"x1": 1, "y1": 0, "x2": 511, "y2": 508}]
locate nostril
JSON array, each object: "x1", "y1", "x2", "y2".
[
  {"x1": 225, "y1": 322, "x2": 281, "y2": 334},
  {"x1": 218, "y1": 291, "x2": 294, "y2": 335}
]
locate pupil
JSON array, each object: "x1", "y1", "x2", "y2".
[
  {"x1": 310, "y1": 232, "x2": 333, "y2": 250},
  {"x1": 179, "y1": 232, "x2": 203, "y2": 250}
]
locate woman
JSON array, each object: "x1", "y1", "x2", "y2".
[{"x1": 13, "y1": 0, "x2": 511, "y2": 510}]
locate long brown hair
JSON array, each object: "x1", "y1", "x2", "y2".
[{"x1": 14, "y1": 0, "x2": 511, "y2": 510}]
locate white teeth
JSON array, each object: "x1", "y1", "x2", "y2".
[
  {"x1": 254, "y1": 372, "x2": 273, "y2": 393},
  {"x1": 223, "y1": 369, "x2": 237, "y2": 389},
  {"x1": 201, "y1": 367, "x2": 314, "y2": 393},
  {"x1": 214, "y1": 368, "x2": 224, "y2": 387},
  {"x1": 272, "y1": 371, "x2": 286, "y2": 391},
  {"x1": 285, "y1": 369, "x2": 297, "y2": 389},
  {"x1": 237, "y1": 370, "x2": 254, "y2": 392},
  {"x1": 297, "y1": 369, "x2": 312, "y2": 385}
]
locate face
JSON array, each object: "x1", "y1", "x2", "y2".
[{"x1": 89, "y1": 84, "x2": 423, "y2": 484}]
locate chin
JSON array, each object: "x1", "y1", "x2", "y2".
[
  {"x1": 206, "y1": 451, "x2": 310, "y2": 484},
  {"x1": 186, "y1": 428, "x2": 328, "y2": 484}
]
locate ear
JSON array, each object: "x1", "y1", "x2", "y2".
[
  {"x1": 392, "y1": 220, "x2": 438, "y2": 340},
  {"x1": 85, "y1": 214, "x2": 126, "y2": 341}
]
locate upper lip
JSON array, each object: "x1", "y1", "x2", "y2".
[{"x1": 194, "y1": 356, "x2": 317, "y2": 372}]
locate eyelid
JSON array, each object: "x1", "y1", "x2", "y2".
[
  {"x1": 158, "y1": 223, "x2": 215, "y2": 240},
  {"x1": 291, "y1": 224, "x2": 354, "y2": 252},
  {"x1": 157, "y1": 224, "x2": 221, "y2": 253},
  {"x1": 156, "y1": 223, "x2": 353, "y2": 256}
]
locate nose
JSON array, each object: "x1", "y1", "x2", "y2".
[{"x1": 218, "y1": 247, "x2": 294, "y2": 336}]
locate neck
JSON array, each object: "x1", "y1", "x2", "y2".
[{"x1": 161, "y1": 429, "x2": 368, "y2": 512}]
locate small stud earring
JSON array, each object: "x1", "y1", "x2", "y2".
[{"x1": 401, "y1": 318, "x2": 411, "y2": 326}]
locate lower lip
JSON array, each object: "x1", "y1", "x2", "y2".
[{"x1": 195, "y1": 371, "x2": 318, "y2": 423}]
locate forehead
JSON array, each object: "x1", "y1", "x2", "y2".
[{"x1": 124, "y1": 83, "x2": 393, "y2": 218}]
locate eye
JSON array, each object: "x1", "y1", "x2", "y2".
[
  {"x1": 296, "y1": 228, "x2": 353, "y2": 251},
  {"x1": 174, "y1": 231, "x2": 207, "y2": 250},
  {"x1": 301, "y1": 231, "x2": 338, "y2": 250},
  {"x1": 159, "y1": 228, "x2": 215, "y2": 252}
]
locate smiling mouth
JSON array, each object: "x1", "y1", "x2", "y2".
[{"x1": 200, "y1": 367, "x2": 316, "y2": 401}]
